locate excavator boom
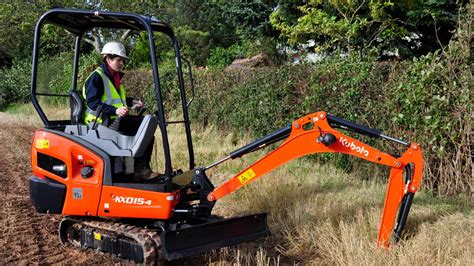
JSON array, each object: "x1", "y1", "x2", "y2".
[{"x1": 206, "y1": 111, "x2": 423, "y2": 247}]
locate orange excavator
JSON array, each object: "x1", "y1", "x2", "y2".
[{"x1": 29, "y1": 9, "x2": 423, "y2": 263}]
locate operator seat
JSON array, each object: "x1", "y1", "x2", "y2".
[
  {"x1": 69, "y1": 90, "x2": 84, "y2": 125},
  {"x1": 64, "y1": 115, "x2": 158, "y2": 158}
]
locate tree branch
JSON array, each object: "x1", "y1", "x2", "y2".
[
  {"x1": 351, "y1": 0, "x2": 366, "y2": 22},
  {"x1": 120, "y1": 29, "x2": 132, "y2": 42},
  {"x1": 332, "y1": 2, "x2": 348, "y2": 21},
  {"x1": 433, "y1": 17, "x2": 445, "y2": 54},
  {"x1": 84, "y1": 34, "x2": 102, "y2": 53}
]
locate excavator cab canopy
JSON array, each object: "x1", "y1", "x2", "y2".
[
  {"x1": 38, "y1": 9, "x2": 174, "y2": 35},
  {"x1": 31, "y1": 8, "x2": 195, "y2": 176}
]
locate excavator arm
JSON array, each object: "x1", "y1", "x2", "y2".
[{"x1": 205, "y1": 111, "x2": 423, "y2": 247}]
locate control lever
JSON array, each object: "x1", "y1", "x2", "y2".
[
  {"x1": 108, "y1": 116, "x2": 122, "y2": 131},
  {"x1": 91, "y1": 104, "x2": 104, "y2": 130}
]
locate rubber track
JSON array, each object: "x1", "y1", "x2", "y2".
[{"x1": 60, "y1": 217, "x2": 162, "y2": 264}]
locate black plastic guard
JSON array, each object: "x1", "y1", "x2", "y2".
[
  {"x1": 29, "y1": 175, "x2": 66, "y2": 214},
  {"x1": 161, "y1": 213, "x2": 270, "y2": 260}
]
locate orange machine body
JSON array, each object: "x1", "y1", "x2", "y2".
[{"x1": 30, "y1": 129, "x2": 179, "y2": 219}]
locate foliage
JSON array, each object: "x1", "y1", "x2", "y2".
[
  {"x1": 123, "y1": 60, "x2": 185, "y2": 114},
  {"x1": 169, "y1": 1, "x2": 279, "y2": 66},
  {"x1": 0, "y1": 1, "x2": 93, "y2": 67},
  {"x1": 190, "y1": 65, "x2": 309, "y2": 136},
  {"x1": 270, "y1": 0, "x2": 466, "y2": 58},
  {"x1": 0, "y1": 52, "x2": 98, "y2": 110},
  {"x1": 205, "y1": 38, "x2": 282, "y2": 68},
  {"x1": 0, "y1": 59, "x2": 31, "y2": 109},
  {"x1": 0, "y1": 0, "x2": 466, "y2": 68},
  {"x1": 205, "y1": 42, "x2": 251, "y2": 69},
  {"x1": 217, "y1": 1, "x2": 278, "y2": 40},
  {"x1": 175, "y1": 26, "x2": 212, "y2": 66},
  {"x1": 187, "y1": 10, "x2": 472, "y2": 196}
]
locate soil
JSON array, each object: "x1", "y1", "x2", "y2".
[
  {"x1": 0, "y1": 118, "x2": 271, "y2": 265},
  {"x1": 0, "y1": 122, "x2": 124, "y2": 264}
]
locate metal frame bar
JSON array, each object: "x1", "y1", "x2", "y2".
[{"x1": 30, "y1": 8, "x2": 196, "y2": 177}]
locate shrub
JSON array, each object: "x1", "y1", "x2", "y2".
[
  {"x1": 0, "y1": 52, "x2": 99, "y2": 109},
  {"x1": 189, "y1": 28, "x2": 471, "y2": 196},
  {"x1": 123, "y1": 61, "x2": 186, "y2": 114},
  {"x1": 0, "y1": 59, "x2": 31, "y2": 110},
  {"x1": 206, "y1": 42, "x2": 250, "y2": 69},
  {"x1": 190, "y1": 66, "x2": 311, "y2": 135},
  {"x1": 205, "y1": 38, "x2": 281, "y2": 69}
]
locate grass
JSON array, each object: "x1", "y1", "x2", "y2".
[
  {"x1": 154, "y1": 112, "x2": 473, "y2": 265},
  {"x1": 6, "y1": 104, "x2": 473, "y2": 265},
  {"x1": 3, "y1": 101, "x2": 70, "y2": 121}
]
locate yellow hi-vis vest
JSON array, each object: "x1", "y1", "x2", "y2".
[{"x1": 82, "y1": 67, "x2": 126, "y2": 124}]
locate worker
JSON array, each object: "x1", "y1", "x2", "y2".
[{"x1": 83, "y1": 41, "x2": 154, "y2": 180}]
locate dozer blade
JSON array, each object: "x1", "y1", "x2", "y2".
[{"x1": 161, "y1": 213, "x2": 270, "y2": 260}]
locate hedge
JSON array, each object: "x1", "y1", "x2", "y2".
[{"x1": 122, "y1": 22, "x2": 471, "y2": 196}]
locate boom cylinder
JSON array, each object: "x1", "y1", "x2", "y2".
[
  {"x1": 229, "y1": 125, "x2": 292, "y2": 159},
  {"x1": 327, "y1": 113, "x2": 409, "y2": 146},
  {"x1": 205, "y1": 125, "x2": 292, "y2": 170}
]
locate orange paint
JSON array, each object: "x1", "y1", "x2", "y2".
[
  {"x1": 208, "y1": 111, "x2": 423, "y2": 247},
  {"x1": 30, "y1": 129, "x2": 180, "y2": 219}
]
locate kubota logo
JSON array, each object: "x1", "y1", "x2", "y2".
[
  {"x1": 339, "y1": 137, "x2": 369, "y2": 157},
  {"x1": 113, "y1": 196, "x2": 152, "y2": 205}
]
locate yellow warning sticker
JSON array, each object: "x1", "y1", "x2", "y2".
[
  {"x1": 237, "y1": 168, "x2": 256, "y2": 184},
  {"x1": 93, "y1": 232, "x2": 102, "y2": 240},
  {"x1": 35, "y1": 139, "x2": 49, "y2": 149}
]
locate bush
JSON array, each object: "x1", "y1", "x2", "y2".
[
  {"x1": 206, "y1": 42, "x2": 250, "y2": 69},
  {"x1": 189, "y1": 24, "x2": 471, "y2": 197},
  {"x1": 0, "y1": 53, "x2": 99, "y2": 109},
  {"x1": 205, "y1": 38, "x2": 282, "y2": 69},
  {"x1": 190, "y1": 66, "x2": 311, "y2": 135},
  {"x1": 123, "y1": 61, "x2": 186, "y2": 114},
  {"x1": 0, "y1": 59, "x2": 31, "y2": 110}
]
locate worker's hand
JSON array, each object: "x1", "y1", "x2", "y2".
[
  {"x1": 116, "y1": 106, "x2": 128, "y2": 117},
  {"x1": 131, "y1": 99, "x2": 144, "y2": 110}
]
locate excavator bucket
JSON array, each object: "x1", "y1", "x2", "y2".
[{"x1": 161, "y1": 213, "x2": 270, "y2": 260}]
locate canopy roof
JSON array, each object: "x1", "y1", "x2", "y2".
[{"x1": 39, "y1": 8, "x2": 174, "y2": 36}]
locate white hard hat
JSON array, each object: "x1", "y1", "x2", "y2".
[{"x1": 101, "y1": 41, "x2": 128, "y2": 59}]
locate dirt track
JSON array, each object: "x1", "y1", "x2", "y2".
[
  {"x1": 0, "y1": 120, "x2": 122, "y2": 264},
  {"x1": 0, "y1": 115, "x2": 216, "y2": 265}
]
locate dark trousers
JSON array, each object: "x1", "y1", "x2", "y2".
[
  {"x1": 112, "y1": 115, "x2": 154, "y2": 171},
  {"x1": 114, "y1": 115, "x2": 144, "y2": 136}
]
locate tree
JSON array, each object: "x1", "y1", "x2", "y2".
[
  {"x1": 0, "y1": 1, "x2": 91, "y2": 67},
  {"x1": 270, "y1": 0, "x2": 466, "y2": 58}
]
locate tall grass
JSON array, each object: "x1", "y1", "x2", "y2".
[
  {"x1": 8, "y1": 107, "x2": 472, "y2": 265},
  {"x1": 154, "y1": 114, "x2": 473, "y2": 265}
]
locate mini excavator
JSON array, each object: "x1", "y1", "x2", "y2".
[{"x1": 29, "y1": 9, "x2": 423, "y2": 263}]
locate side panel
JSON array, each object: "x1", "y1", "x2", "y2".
[
  {"x1": 31, "y1": 129, "x2": 104, "y2": 216},
  {"x1": 98, "y1": 186, "x2": 179, "y2": 219}
]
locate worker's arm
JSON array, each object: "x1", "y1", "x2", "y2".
[{"x1": 84, "y1": 73, "x2": 117, "y2": 115}]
